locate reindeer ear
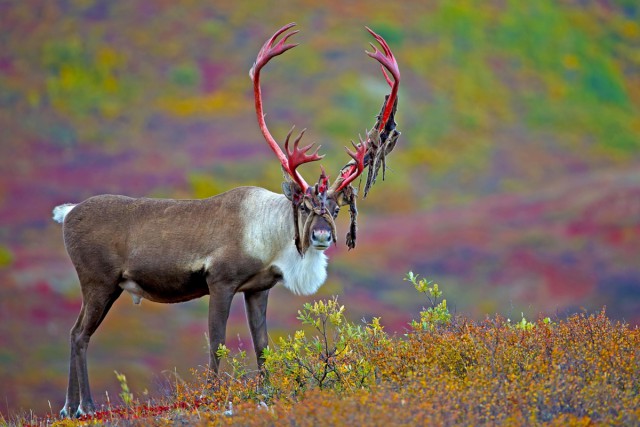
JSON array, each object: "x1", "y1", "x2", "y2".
[
  {"x1": 282, "y1": 182, "x2": 293, "y2": 200},
  {"x1": 282, "y1": 181, "x2": 304, "y2": 202}
]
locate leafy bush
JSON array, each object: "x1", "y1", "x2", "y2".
[
  {"x1": 405, "y1": 271, "x2": 451, "y2": 330},
  {"x1": 261, "y1": 297, "x2": 389, "y2": 397}
]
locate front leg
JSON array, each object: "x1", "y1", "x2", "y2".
[
  {"x1": 244, "y1": 289, "x2": 270, "y2": 369},
  {"x1": 207, "y1": 288, "x2": 235, "y2": 374}
]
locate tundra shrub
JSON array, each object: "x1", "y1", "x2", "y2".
[
  {"x1": 262, "y1": 296, "x2": 391, "y2": 399},
  {"x1": 29, "y1": 274, "x2": 640, "y2": 427}
]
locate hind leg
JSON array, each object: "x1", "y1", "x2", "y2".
[
  {"x1": 61, "y1": 283, "x2": 122, "y2": 418},
  {"x1": 60, "y1": 305, "x2": 85, "y2": 418}
]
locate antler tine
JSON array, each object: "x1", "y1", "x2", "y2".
[
  {"x1": 364, "y1": 26, "x2": 400, "y2": 131},
  {"x1": 335, "y1": 138, "x2": 368, "y2": 192},
  {"x1": 250, "y1": 23, "x2": 300, "y2": 81},
  {"x1": 284, "y1": 127, "x2": 325, "y2": 187},
  {"x1": 251, "y1": 23, "x2": 320, "y2": 191}
]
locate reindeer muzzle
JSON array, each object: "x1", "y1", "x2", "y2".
[{"x1": 311, "y1": 228, "x2": 332, "y2": 250}]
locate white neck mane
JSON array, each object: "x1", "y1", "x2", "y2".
[{"x1": 240, "y1": 187, "x2": 328, "y2": 295}]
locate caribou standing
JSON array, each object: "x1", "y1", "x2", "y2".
[{"x1": 53, "y1": 23, "x2": 401, "y2": 418}]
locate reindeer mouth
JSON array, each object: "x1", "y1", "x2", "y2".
[
  {"x1": 310, "y1": 227, "x2": 333, "y2": 251},
  {"x1": 310, "y1": 236, "x2": 331, "y2": 250}
]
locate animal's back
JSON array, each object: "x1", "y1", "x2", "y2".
[{"x1": 56, "y1": 189, "x2": 256, "y2": 281}]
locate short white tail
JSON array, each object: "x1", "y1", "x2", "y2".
[{"x1": 52, "y1": 204, "x2": 76, "y2": 224}]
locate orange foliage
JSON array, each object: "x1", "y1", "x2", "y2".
[{"x1": 16, "y1": 293, "x2": 638, "y2": 427}]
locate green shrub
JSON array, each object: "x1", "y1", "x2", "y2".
[{"x1": 261, "y1": 297, "x2": 390, "y2": 399}]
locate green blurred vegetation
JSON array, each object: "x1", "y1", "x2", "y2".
[{"x1": 0, "y1": 246, "x2": 12, "y2": 267}]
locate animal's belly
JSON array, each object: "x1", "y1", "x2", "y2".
[{"x1": 120, "y1": 270, "x2": 209, "y2": 304}]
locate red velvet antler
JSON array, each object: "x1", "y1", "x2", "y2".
[
  {"x1": 252, "y1": 24, "x2": 400, "y2": 197},
  {"x1": 284, "y1": 128, "x2": 324, "y2": 191},
  {"x1": 250, "y1": 23, "x2": 322, "y2": 192},
  {"x1": 335, "y1": 137, "x2": 368, "y2": 192},
  {"x1": 365, "y1": 26, "x2": 400, "y2": 132}
]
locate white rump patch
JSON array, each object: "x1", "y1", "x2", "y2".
[
  {"x1": 241, "y1": 188, "x2": 329, "y2": 296},
  {"x1": 52, "y1": 203, "x2": 77, "y2": 224}
]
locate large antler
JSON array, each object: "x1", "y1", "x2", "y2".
[
  {"x1": 332, "y1": 26, "x2": 401, "y2": 196},
  {"x1": 250, "y1": 23, "x2": 323, "y2": 192}
]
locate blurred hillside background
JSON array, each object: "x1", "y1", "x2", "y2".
[{"x1": 1, "y1": 0, "x2": 639, "y2": 417}]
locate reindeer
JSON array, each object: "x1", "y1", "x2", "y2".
[{"x1": 52, "y1": 23, "x2": 400, "y2": 418}]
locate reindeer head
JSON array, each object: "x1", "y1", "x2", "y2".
[{"x1": 250, "y1": 23, "x2": 401, "y2": 255}]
